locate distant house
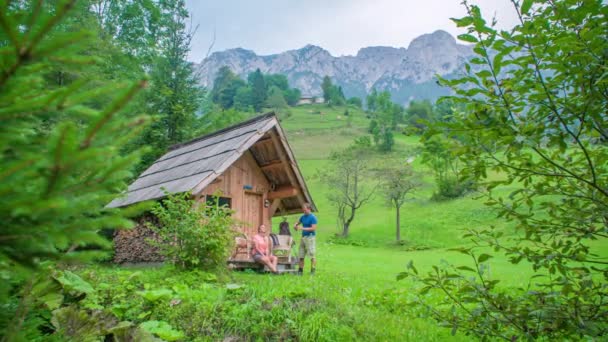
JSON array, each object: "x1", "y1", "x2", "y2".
[
  {"x1": 108, "y1": 113, "x2": 316, "y2": 264},
  {"x1": 297, "y1": 95, "x2": 324, "y2": 105}
]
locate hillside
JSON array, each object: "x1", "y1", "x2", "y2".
[
  {"x1": 274, "y1": 104, "x2": 516, "y2": 248},
  {"x1": 195, "y1": 30, "x2": 473, "y2": 105}
]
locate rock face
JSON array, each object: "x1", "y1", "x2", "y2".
[{"x1": 194, "y1": 30, "x2": 474, "y2": 104}]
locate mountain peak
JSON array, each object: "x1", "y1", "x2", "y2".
[
  {"x1": 356, "y1": 46, "x2": 406, "y2": 59},
  {"x1": 196, "y1": 30, "x2": 474, "y2": 104},
  {"x1": 296, "y1": 44, "x2": 331, "y2": 56},
  {"x1": 407, "y1": 30, "x2": 456, "y2": 50}
]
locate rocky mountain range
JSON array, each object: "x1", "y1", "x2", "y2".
[{"x1": 194, "y1": 30, "x2": 474, "y2": 105}]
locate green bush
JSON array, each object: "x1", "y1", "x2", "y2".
[
  {"x1": 148, "y1": 193, "x2": 236, "y2": 270},
  {"x1": 431, "y1": 176, "x2": 475, "y2": 201},
  {"x1": 421, "y1": 135, "x2": 474, "y2": 200}
]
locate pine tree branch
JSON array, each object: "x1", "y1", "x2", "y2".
[
  {"x1": 0, "y1": 0, "x2": 77, "y2": 88},
  {"x1": 80, "y1": 79, "x2": 147, "y2": 149}
]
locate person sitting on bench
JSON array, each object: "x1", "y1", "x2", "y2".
[{"x1": 251, "y1": 224, "x2": 278, "y2": 273}]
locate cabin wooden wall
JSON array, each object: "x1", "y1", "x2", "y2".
[{"x1": 199, "y1": 151, "x2": 271, "y2": 237}]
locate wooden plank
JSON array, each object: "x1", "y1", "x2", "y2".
[
  {"x1": 260, "y1": 160, "x2": 283, "y2": 171},
  {"x1": 269, "y1": 198, "x2": 281, "y2": 217},
  {"x1": 255, "y1": 137, "x2": 273, "y2": 146},
  {"x1": 272, "y1": 123, "x2": 316, "y2": 211},
  {"x1": 269, "y1": 129, "x2": 307, "y2": 204},
  {"x1": 267, "y1": 186, "x2": 299, "y2": 200}
]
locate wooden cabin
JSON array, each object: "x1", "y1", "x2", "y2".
[
  {"x1": 296, "y1": 95, "x2": 324, "y2": 105},
  {"x1": 107, "y1": 113, "x2": 316, "y2": 267}
]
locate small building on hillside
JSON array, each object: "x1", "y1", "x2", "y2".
[
  {"x1": 108, "y1": 113, "x2": 316, "y2": 264},
  {"x1": 296, "y1": 95, "x2": 324, "y2": 105}
]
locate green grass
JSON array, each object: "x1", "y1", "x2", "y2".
[
  {"x1": 80, "y1": 104, "x2": 606, "y2": 341},
  {"x1": 282, "y1": 105, "x2": 370, "y2": 159},
  {"x1": 278, "y1": 104, "x2": 517, "y2": 249}
]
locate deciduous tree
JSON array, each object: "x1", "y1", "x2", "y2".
[
  {"x1": 321, "y1": 75, "x2": 333, "y2": 104},
  {"x1": 379, "y1": 163, "x2": 421, "y2": 241},
  {"x1": 401, "y1": 1, "x2": 608, "y2": 339},
  {"x1": 318, "y1": 142, "x2": 376, "y2": 237}
]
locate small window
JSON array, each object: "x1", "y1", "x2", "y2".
[{"x1": 206, "y1": 195, "x2": 232, "y2": 209}]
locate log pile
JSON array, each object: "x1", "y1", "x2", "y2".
[{"x1": 113, "y1": 216, "x2": 164, "y2": 263}]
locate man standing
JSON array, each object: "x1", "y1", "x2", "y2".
[{"x1": 294, "y1": 203, "x2": 317, "y2": 275}]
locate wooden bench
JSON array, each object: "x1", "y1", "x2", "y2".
[
  {"x1": 272, "y1": 235, "x2": 294, "y2": 263},
  {"x1": 229, "y1": 234, "x2": 297, "y2": 272}
]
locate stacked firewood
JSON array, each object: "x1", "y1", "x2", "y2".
[{"x1": 113, "y1": 216, "x2": 164, "y2": 263}]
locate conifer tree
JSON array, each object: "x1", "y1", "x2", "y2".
[
  {"x1": 134, "y1": 0, "x2": 203, "y2": 172},
  {"x1": 0, "y1": 1, "x2": 149, "y2": 338},
  {"x1": 249, "y1": 68, "x2": 266, "y2": 112},
  {"x1": 210, "y1": 66, "x2": 244, "y2": 109}
]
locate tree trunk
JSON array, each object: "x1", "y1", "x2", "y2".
[
  {"x1": 342, "y1": 206, "x2": 357, "y2": 237},
  {"x1": 342, "y1": 222, "x2": 350, "y2": 237},
  {"x1": 396, "y1": 204, "x2": 401, "y2": 242}
]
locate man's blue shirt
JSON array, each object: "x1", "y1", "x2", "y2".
[{"x1": 299, "y1": 213, "x2": 317, "y2": 237}]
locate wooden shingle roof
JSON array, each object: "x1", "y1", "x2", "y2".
[{"x1": 107, "y1": 113, "x2": 315, "y2": 213}]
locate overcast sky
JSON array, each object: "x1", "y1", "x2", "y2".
[{"x1": 184, "y1": 0, "x2": 520, "y2": 63}]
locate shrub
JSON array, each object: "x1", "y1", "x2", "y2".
[
  {"x1": 431, "y1": 176, "x2": 475, "y2": 201},
  {"x1": 148, "y1": 193, "x2": 235, "y2": 271},
  {"x1": 421, "y1": 135, "x2": 474, "y2": 200}
]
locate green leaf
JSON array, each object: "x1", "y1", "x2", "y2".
[
  {"x1": 40, "y1": 292, "x2": 64, "y2": 310},
  {"x1": 140, "y1": 321, "x2": 185, "y2": 341},
  {"x1": 475, "y1": 70, "x2": 492, "y2": 78},
  {"x1": 54, "y1": 271, "x2": 95, "y2": 295},
  {"x1": 420, "y1": 286, "x2": 432, "y2": 295},
  {"x1": 448, "y1": 247, "x2": 472, "y2": 255},
  {"x1": 137, "y1": 289, "x2": 173, "y2": 302},
  {"x1": 137, "y1": 311, "x2": 152, "y2": 320},
  {"x1": 457, "y1": 34, "x2": 478, "y2": 43},
  {"x1": 451, "y1": 323, "x2": 459, "y2": 336},
  {"x1": 406, "y1": 260, "x2": 418, "y2": 275},
  {"x1": 521, "y1": 0, "x2": 533, "y2": 15},
  {"x1": 456, "y1": 266, "x2": 475, "y2": 272},
  {"x1": 107, "y1": 321, "x2": 135, "y2": 340},
  {"x1": 396, "y1": 272, "x2": 409, "y2": 280},
  {"x1": 451, "y1": 16, "x2": 474, "y2": 27},
  {"x1": 478, "y1": 254, "x2": 493, "y2": 263}
]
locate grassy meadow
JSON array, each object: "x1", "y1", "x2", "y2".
[{"x1": 80, "y1": 104, "x2": 605, "y2": 341}]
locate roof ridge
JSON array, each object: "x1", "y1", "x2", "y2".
[{"x1": 168, "y1": 112, "x2": 276, "y2": 151}]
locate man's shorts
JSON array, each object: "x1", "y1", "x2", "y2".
[{"x1": 298, "y1": 236, "x2": 316, "y2": 259}]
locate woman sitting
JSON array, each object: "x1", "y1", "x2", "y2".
[{"x1": 251, "y1": 224, "x2": 278, "y2": 273}]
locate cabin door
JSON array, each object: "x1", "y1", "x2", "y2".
[{"x1": 244, "y1": 192, "x2": 263, "y2": 236}]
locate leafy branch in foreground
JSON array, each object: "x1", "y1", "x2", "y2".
[{"x1": 401, "y1": 0, "x2": 607, "y2": 340}]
